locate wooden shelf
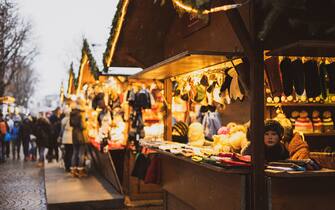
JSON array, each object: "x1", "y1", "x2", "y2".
[
  {"x1": 265, "y1": 168, "x2": 335, "y2": 178},
  {"x1": 129, "y1": 51, "x2": 242, "y2": 80},
  {"x1": 266, "y1": 40, "x2": 335, "y2": 57},
  {"x1": 266, "y1": 103, "x2": 335, "y2": 107},
  {"x1": 304, "y1": 133, "x2": 335, "y2": 137}
]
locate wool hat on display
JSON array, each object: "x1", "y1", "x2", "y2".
[
  {"x1": 290, "y1": 111, "x2": 300, "y2": 128},
  {"x1": 322, "y1": 111, "x2": 334, "y2": 133},
  {"x1": 294, "y1": 111, "x2": 313, "y2": 133},
  {"x1": 172, "y1": 121, "x2": 189, "y2": 143},
  {"x1": 264, "y1": 119, "x2": 284, "y2": 138},
  {"x1": 312, "y1": 110, "x2": 323, "y2": 133},
  {"x1": 188, "y1": 122, "x2": 206, "y2": 147}
]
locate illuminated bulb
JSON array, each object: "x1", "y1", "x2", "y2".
[
  {"x1": 281, "y1": 96, "x2": 286, "y2": 102},
  {"x1": 301, "y1": 95, "x2": 307, "y2": 102},
  {"x1": 273, "y1": 97, "x2": 280, "y2": 103}
]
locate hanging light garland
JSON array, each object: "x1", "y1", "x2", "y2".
[{"x1": 171, "y1": 0, "x2": 249, "y2": 15}]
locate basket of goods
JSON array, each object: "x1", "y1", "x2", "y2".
[{"x1": 310, "y1": 152, "x2": 335, "y2": 169}]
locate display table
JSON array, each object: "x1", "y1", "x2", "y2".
[
  {"x1": 155, "y1": 149, "x2": 251, "y2": 210},
  {"x1": 266, "y1": 169, "x2": 335, "y2": 210}
]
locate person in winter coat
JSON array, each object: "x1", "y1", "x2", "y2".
[
  {"x1": 11, "y1": 121, "x2": 20, "y2": 159},
  {"x1": 70, "y1": 100, "x2": 88, "y2": 177},
  {"x1": 0, "y1": 113, "x2": 8, "y2": 162},
  {"x1": 47, "y1": 107, "x2": 62, "y2": 162},
  {"x1": 34, "y1": 114, "x2": 51, "y2": 167},
  {"x1": 19, "y1": 118, "x2": 32, "y2": 161},
  {"x1": 264, "y1": 120, "x2": 289, "y2": 162},
  {"x1": 60, "y1": 108, "x2": 73, "y2": 172}
]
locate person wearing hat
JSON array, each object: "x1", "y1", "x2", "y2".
[
  {"x1": 264, "y1": 119, "x2": 289, "y2": 162},
  {"x1": 70, "y1": 99, "x2": 88, "y2": 178}
]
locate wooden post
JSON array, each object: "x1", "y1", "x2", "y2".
[
  {"x1": 164, "y1": 79, "x2": 172, "y2": 141},
  {"x1": 250, "y1": 46, "x2": 266, "y2": 210}
]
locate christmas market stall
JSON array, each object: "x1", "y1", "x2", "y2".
[
  {"x1": 104, "y1": 0, "x2": 335, "y2": 210},
  {"x1": 103, "y1": 0, "x2": 253, "y2": 209}
]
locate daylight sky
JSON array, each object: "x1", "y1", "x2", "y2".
[{"x1": 17, "y1": 0, "x2": 118, "y2": 101}]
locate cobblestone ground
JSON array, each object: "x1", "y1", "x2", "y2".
[{"x1": 0, "y1": 158, "x2": 47, "y2": 210}]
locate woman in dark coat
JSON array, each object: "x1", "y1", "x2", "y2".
[
  {"x1": 70, "y1": 101, "x2": 88, "y2": 177},
  {"x1": 34, "y1": 114, "x2": 51, "y2": 166}
]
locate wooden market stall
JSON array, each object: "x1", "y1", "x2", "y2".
[
  {"x1": 103, "y1": 0, "x2": 254, "y2": 209},
  {"x1": 103, "y1": 0, "x2": 335, "y2": 210},
  {"x1": 66, "y1": 63, "x2": 76, "y2": 97}
]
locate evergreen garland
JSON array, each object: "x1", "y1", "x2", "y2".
[
  {"x1": 81, "y1": 39, "x2": 100, "y2": 80},
  {"x1": 103, "y1": 0, "x2": 125, "y2": 71}
]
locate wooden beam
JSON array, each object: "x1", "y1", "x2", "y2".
[
  {"x1": 164, "y1": 79, "x2": 172, "y2": 141},
  {"x1": 224, "y1": 0, "x2": 255, "y2": 60},
  {"x1": 250, "y1": 45, "x2": 267, "y2": 210}
]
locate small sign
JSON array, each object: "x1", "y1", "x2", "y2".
[{"x1": 182, "y1": 13, "x2": 210, "y2": 37}]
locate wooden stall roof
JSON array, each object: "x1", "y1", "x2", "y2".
[
  {"x1": 266, "y1": 40, "x2": 335, "y2": 57},
  {"x1": 67, "y1": 63, "x2": 76, "y2": 95},
  {"x1": 76, "y1": 39, "x2": 100, "y2": 93},
  {"x1": 103, "y1": 0, "x2": 176, "y2": 69},
  {"x1": 129, "y1": 51, "x2": 242, "y2": 80}
]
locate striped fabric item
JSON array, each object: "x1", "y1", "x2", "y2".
[
  {"x1": 294, "y1": 117, "x2": 313, "y2": 133},
  {"x1": 322, "y1": 117, "x2": 334, "y2": 132},
  {"x1": 312, "y1": 117, "x2": 323, "y2": 133}
]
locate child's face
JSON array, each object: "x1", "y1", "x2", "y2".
[{"x1": 264, "y1": 130, "x2": 280, "y2": 147}]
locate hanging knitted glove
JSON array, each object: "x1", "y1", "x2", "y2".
[
  {"x1": 319, "y1": 62, "x2": 328, "y2": 99},
  {"x1": 304, "y1": 60, "x2": 321, "y2": 98},
  {"x1": 228, "y1": 68, "x2": 244, "y2": 100},
  {"x1": 327, "y1": 62, "x2": 335, "y2": 94},
  {"x1": 220, "y1": 68, "x2": 233, "y2": 94},
  {"x1": 280, "y1": 57, "x2": 293, "y2": 97},
  {"x1": 291, "y1": 58, "x2": 305, "y2": 96}
]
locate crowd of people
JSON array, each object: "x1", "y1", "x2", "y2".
[{"x1": 0, "y1": 100, "x2": 89, "y2": 178}]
